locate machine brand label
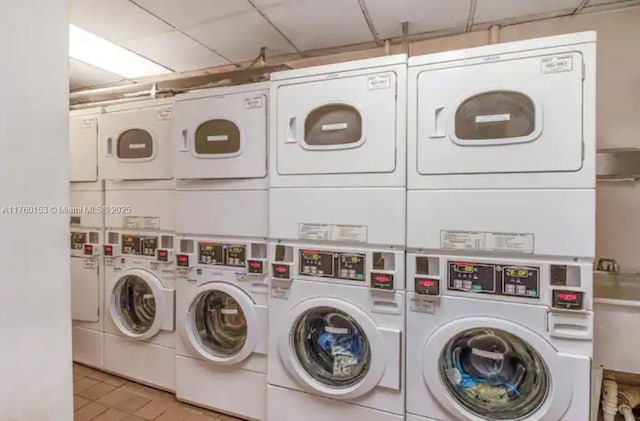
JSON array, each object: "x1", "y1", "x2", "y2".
[
  {"x1": 271, "y1": 286, "x2": 289, "y2": 299},
  {"x1": 475, "y1": 113, "x2": 510, "y2": 123},
  {"x1": 299, "y1": 223, "x2": 367, "y2": 243},
  {"x1": 84, "y1": 259, "x2": 97, "y2": 269},
  {"x1": 367, "y1": 74, "x2": 391, "y2": 90},
  {"x1": 541, "y1": 55, "x2": 573, "y2": 74},
  {"x1": 81, "y1": 118, "x2": 96, "y2": 128},
  {"x1": 122, "y1": 216, "x2": 160, "y2": 230},
  {"x1": 157, "y1": 110, "x2": 172, "y2": 120},
  {"x1": 440, "y1": 230, "x2": 534, "y2": 254},
  {"x1": 244, "y1": 96, "x2": 264, "y2": 109},
  {"x1": 207, "y1": 135, "x2": 229, "y2": 142},
  {"x1": 321, "y1": 122, "x2": 348, "y2": 132},
  {"x1": 410, "y1": 298, "x2": 436, "y2": 314}
]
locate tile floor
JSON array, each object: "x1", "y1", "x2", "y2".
[{"x1": 73, "y1": 364, "x2": 242, "y2": 421}]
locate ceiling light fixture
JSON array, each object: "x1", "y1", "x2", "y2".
[{"x1": 69, "y1": 24, "x2": 172, "y2": 79}]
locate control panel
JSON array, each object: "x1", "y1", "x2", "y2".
[
  {"x1": 198, "y1": 242, "x2": 246, "y2": 267},
  {"x1": 552, "y1": 290, "x2": 584, "y2": 310},
  {"x1": 448, "y1": 261, "x2": 539, "y2": 298},
  {"x1": 299, "y1": 250, "x2": 365, "y2": 281},
  {"x1": 122, "y1": 235, "x2": 158, "y2": 257},
  {"x1": 70, "y1": 232, "x2": 86, "y2": 250}
]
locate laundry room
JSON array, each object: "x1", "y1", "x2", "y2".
[{"x1": 2, "y1": 1, "x2": 640, "y2": 421}]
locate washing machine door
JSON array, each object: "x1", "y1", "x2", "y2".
[
  {"x1": 99, "y1": 104, "x2": 173, "y2": 181},
  {"x1": 109, "y1": 269, "x2": 174, "y2": 341},
  {"x1": 422, "y1": 317, "x2": 573, "y2": 421},
  {"x1": 184, "y1": 283, "x2": 261, "y2": 365},
  {"x1": 173, "y1": 91, "x2": 267, "y2": 180},
  {"x1": 278, "y1": 297, "x2": 390, "y2": 400},
  {"x1": 276, "y1": 70, "x2": 398, "y2": 176},
  {"x1": 416, "y1": 50, "x2": 583, "y2": 176}
]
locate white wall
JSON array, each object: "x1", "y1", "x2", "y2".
[{"x1": 0, "y1": 1, "x2": 73, "y2": 420}]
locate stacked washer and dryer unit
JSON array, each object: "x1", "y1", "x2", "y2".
[
  {"x1": 267, "y1": 55, "x2": 408, "y2": 421},
  {"x1": 70, "y1": 107, "x2": 105, "y2": 370},
  {"x1": 172, "y1": 83, "x2": 270, "y2": 420},
  {"x1": 405, "y1": 32, "x2": 596, "y2": 421},
  {"x1": 100, "y1": 98, "x2": 178, "y2": 391}
]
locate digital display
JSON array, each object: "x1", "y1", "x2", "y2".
[
  {"x1": 507, "y1": 268, "x2": 529, "y2": 278},
  {"x1": 455, "y1": 264, "x2": 475, "y2": 273},
  {"x1": 177, "y1": 254, "x2": 190, "y2": 267},
  {"x1": 199, "y1": 242, "x2": 225, "y2": 265},
  {"x1": 415, "y1": 277, "x2": 439, "y2": 295},
  {"x1": 248, "y1": 260, "x2": 265, "y2": 275},
  {"x1": 104, "y1": 245, "x2": 113, "y2": 256},
  {"x1": 157, "y1": 249, "x2": 169, "y2": 262},
  {"x1": 226, "y1": 245, "x2": 246, "y2": 267},
  {"x1": 141, "y1": 237, "x2": 158, "y2": 257},
  {"x1": 420, "y1": 279, "x2": 436, "y2": 287},
  {"x1": 371, "y1": 272, "x2": 394, "y2": 290},
  {"x1": 338, "y1": 253, "x2": 365, "y2": 281},
  {"x1": 374, "y1": 274, "x2": 391, "y2": 283},
  {"x1": 552, "y1": 289, "x2": 583, "y2": 310},
  {"x1": 122, "y1": 235, "x2": 140, "y2": 255},
  {"x1": 559, "y1": 293, "x2": 578, "y2": 302},
  {"x1": 272, "y1": 263, "x2": 291, "y2": 279},
  {"x1": 84, "y1": 244, "x2": 93, "y2": 255},
  {"x1": 300, "y1": 250, "x2": 334, "y2": 277}
]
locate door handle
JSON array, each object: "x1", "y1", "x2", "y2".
[
  {"x1": 285, "y1": 117, "x2": 297, "y2": 144},
  {"x1": 180, "y1": 129, "x2": 189, "y2": 151},
  {"x1": 106, "y1": 137, "x2": 113, "y2": 156},
  {"x1": 428, "y1": 106, "x2": 446, "y2": 139}
]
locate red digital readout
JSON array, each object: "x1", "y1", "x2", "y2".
[
  {"x1": 158, "y1": 250, "x2": 168, "y2": 257},
  {"x1": 249, "y1": 261, "x2": 262, "y2": 268},
  {"x1": 419, "y1": 279, "x2": 436, "y2": 287},
  {"x1": 84, "y1": 245, "x2": 93, "y2": 254},
  {"x1": 275, "y1": 266, "x2": 287, "y2": 273},
  {"x1": 177, "y1": 255, "x2": 189, "y2": 262},
  {"x1": 558, "y1": 293, "x2": 578, "y2": 302},
  {"x1": 374, "y1": 274, "x2": 391, "y2": 283}
]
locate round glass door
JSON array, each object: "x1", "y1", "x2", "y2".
[
  {"x1": 112, "y1": 275, "x2": 156, "y2": 334},
  {"x1": 291, "y1": 306, "x2": 371, "y2": 388},
  {"x1": 439, "y1": 328, "x2": 549, "y2": 420},
  {"x1": 189, "y1": 290, "x2": 247, "y2": 357}
]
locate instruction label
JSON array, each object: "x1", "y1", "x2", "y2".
[
  {"x1": 82, "y1": 118, "x2": 96, "y2": 128},
  {"x1": 541, "y1": 55, "x2": 573, "y2": 74},
  {"x1": 299, "y1": 223, "x2": 367, "y2": 243},
  {"x1": 157, "y1": 110, "x2": 172, "y2": 120},
  {"x1": 440, "y1": 230, "x2": 534, "y2": 254},
  {"x1": 122, "y1": 216, "x2": 160, "y2": 230},
  {"x1": 84, "y1": 259, "x2": 97, "y2": 269},
  {"x1": 367, "y1": 74, "x2": 391, "y2": 90},
  {"x1": 244, "y1": 96, "x2": 264, "y2": 109}
]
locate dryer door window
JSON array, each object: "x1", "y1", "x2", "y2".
[
  {"x1": 194, "y1": 120, "x2": 241, "y2": 156},
  {"x1": 292, "y1": 306, "x2": 371, "y2": 388},
  {"x1": 113, "y1": 275, "x2": 156, "y2": 334},
  {"x1": 117, "y1": 129, "x2": 154, "y2": 159},
  {"x1": 439, "y1": 328, "x2": 549, "y2": 420},
  {"x1": 190, "y1": 290, "x2": 247, "y2": 357},
  {"x1": 454, "y1": 91, "x2": 536, "y2": 141},
  {"x1": 303, "y1": 104, "x2": 363, "y2": 147}
]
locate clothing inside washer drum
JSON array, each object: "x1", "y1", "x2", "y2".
[
  {"x1": 116, "y1": 275, "x2": 156, "y2": 334},
  {"x1": 439, "y1": 328, "x2": 549, "y2": 420},
  {"x1": 192, "y1": 290, "x2": 248, "y2": 357},
  {"x1": 292, "y1": 307, "x2": 371, "y2": 388}
]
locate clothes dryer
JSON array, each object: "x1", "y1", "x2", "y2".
[
  {"x1": 405, "y1": 253, "x2": 593, "y2": 421},
  {"x1": 407, "y1": 32, "x2": 596, "y2": 259},
  {"x1": 174, "y1": 238, "x2": 268, "y2": 420},
  {"x1": 269, "y1": 55, "x2": 407, "y2": 248},
  {"x1": 268, "y1": 243, "x2": 405, "y2": 421},
  {"x1": 99, "y1": 98, "x2": 174, "y2": 181},
  {"x1": 70, "y1": 108, "x2": 105, "y2": 369}
]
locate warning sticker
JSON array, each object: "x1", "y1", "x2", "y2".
[
  {"x1": 299, "y1": 224, "x2": 367, "y2": 243},
  {"x1": 441, "y1": 230, "x2": 534, "y2": 254}
]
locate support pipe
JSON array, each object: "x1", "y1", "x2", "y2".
[
  {"x1": 601, "y1": 379, "x2": 619, "y2": 421},
  {"x1": 489, "y1": 25, "x2": 501, "y2": 44}
]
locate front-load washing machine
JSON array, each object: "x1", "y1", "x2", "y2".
[
  {"x1": 269, "y1": 55, "x2": 407, "y2": 248},
  {"x1": 70, "y1": 108, "x2": 105, "y2": 369},
  {"x1": 405, "y1": 253, "x2": 593, "y2": 421},
  {"x1": 103, "y1": 229, "x2": 176, "y2": 391},
  {"x1": 407, "y1": 32, "x2": 596, "y2": 259},
  {"x1": 174, "y1": 238, "x2": 268, "y2": 420},
  {"x1": 268, "y1": 243, "x2": 405, "y2": 421},
  {"x1": 99, "y1": 97, "x2": 174, "y2": 182}
]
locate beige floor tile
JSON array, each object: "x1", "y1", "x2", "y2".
[
  {"x1": 74, "y1": 374, "x2": 85, "y2": 383},
  {"x1": 73, "y1": 395, "x2": 91, "y2": 412},
  {"x1": 91, "y1": 408, "x2": 146, "y2": 421},
  {"x1": 73, "y1": 402, "x2": 109, "y2": 421},
  {"x1": 74, "y1": 377, "x2": 100, "y2": 393},
  {"x1": 77, "y1": 382, "x2": 118, "y2": 400},
  {"x1": 183, "y1": 412, "x2": 219, "y2": 421},
  {"x1": 97, "y1": 387, "x2": 152, "y2": 414},
  {"x1": 136, "y1": 385, "x2": 174, "y2": 401},
  {"x1": 134, "y1": 399, "x2": 183, "y2": 420},
  {"x1": 102, "y1": 374, "x2": 129, "y2": 387}
]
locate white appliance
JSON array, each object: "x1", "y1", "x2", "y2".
[
  {"x1": 69, "y1": 108, "x2": 105, "y2": 369},
  {"x1": 407, "y1": 32, "x2": 597, "y2": 259},
  {"x1": 269, "y1": 55, "x2": 407, "y2": 248},
  {"x1": 103, "y1": 229, "x2": 176, "y2": 391},
  {"x1": 405, "y1": 253, "x2": 593, "y2": 421},
  {"x1": 99, "y1": 98, "x2": 174, "y2": 181},
  {"x1": 268, "y1": 243, "x2": 405, "y2": 421},
  {"x1": 174, "y1": 238, "x2": 268, "y2": 420}
]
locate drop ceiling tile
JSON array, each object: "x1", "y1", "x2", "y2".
[
  {"x1": 365, "y1": 0, "x2": 471, "y2": 39},
  {"x1": 69, "y1": 58, "x2": 125, "y2": 90},
  {"x1": 131, "y1": 0, "x2": 253, "y2": 29},
  {"x1": 184, "y1": 10, "x2": 296, "y2": 62},
  {"x1": 120, "y1": 31, "x2": 229, "y2": 72},
  {"x1": 261, "y1": 0, "x2": 372, "y2": 51},
  {"x1": 70, "y1": 0, "x2": 172, "y2": 42},
  {"x1": 474, "y1": 0, "x2": 581, "y2": 23}
]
